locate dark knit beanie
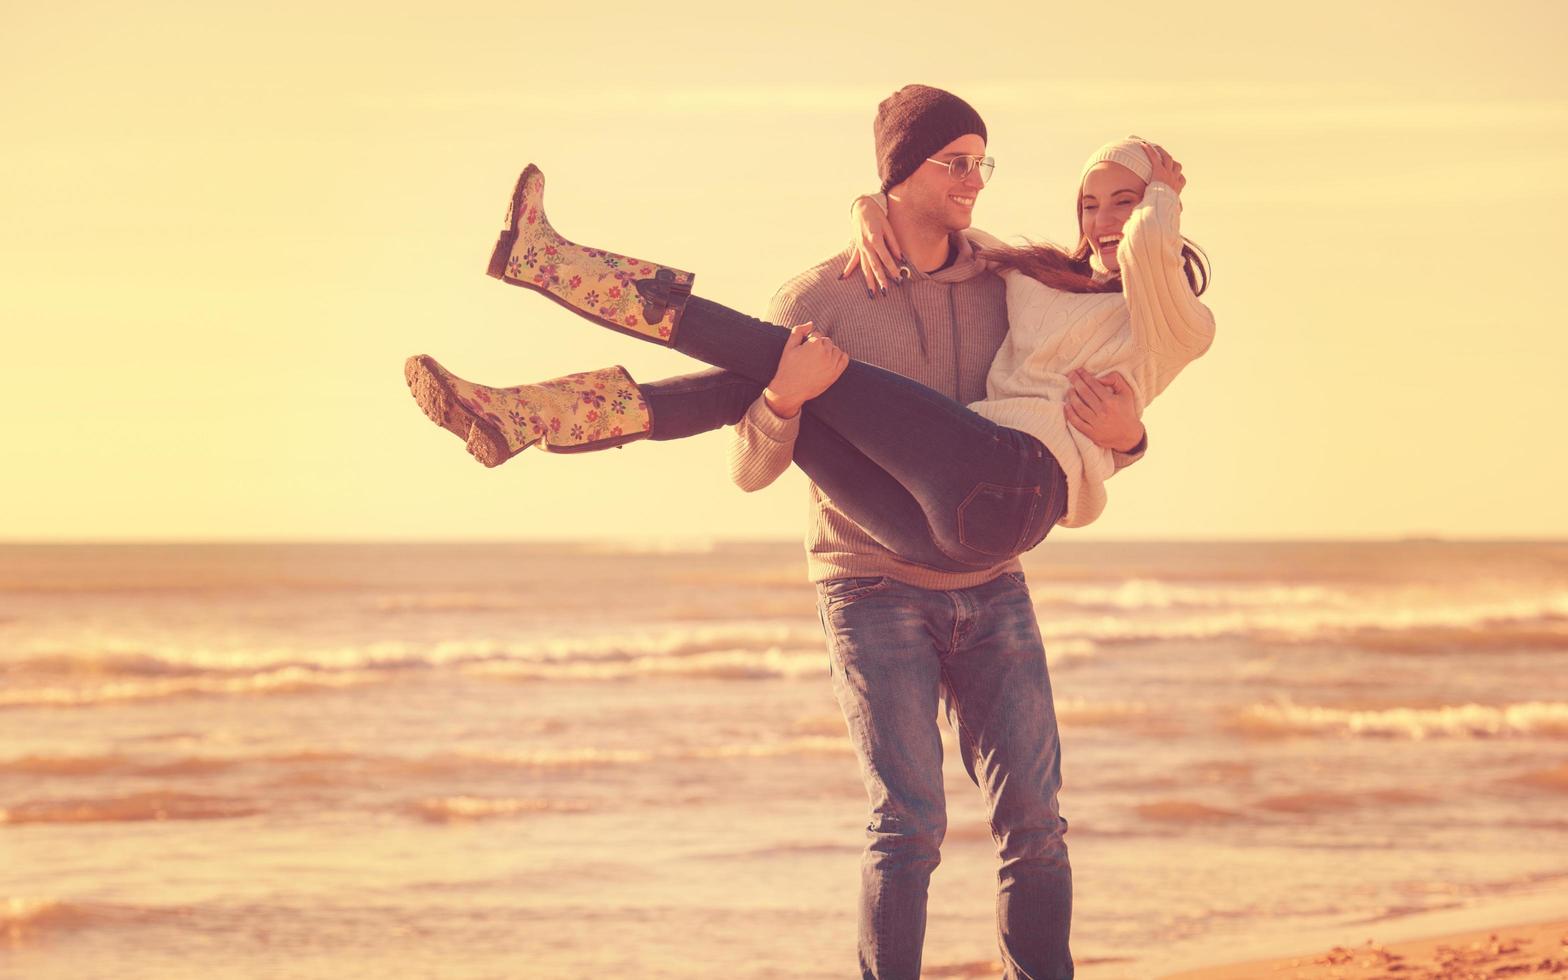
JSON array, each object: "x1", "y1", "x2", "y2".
[{"x1": 874, "y1": 84, "x2": 988, "y2": 193}]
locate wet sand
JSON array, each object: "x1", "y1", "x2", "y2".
[{"x1": 1163, "y1": 918, "x2": 1568, "y2": 979}]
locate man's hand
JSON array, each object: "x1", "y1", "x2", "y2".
[
  {"x1": 764, "y1": 322, "x2": 849, "y2": 419},
  {"x1": 1066, "y1": 369, "x2": 1145, "y2": 452}
]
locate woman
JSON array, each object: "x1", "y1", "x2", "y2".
[{"x1": 405, "y1": 139, "x2": 1214, "y2": 572}]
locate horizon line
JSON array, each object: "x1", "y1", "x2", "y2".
[{"x1": 2, "y1": 535, "x2": 1564, "y2": 547}]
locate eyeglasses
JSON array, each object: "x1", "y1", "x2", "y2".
[{"x1": 924, "y1": 154, "x2": 995, "y2": 184}]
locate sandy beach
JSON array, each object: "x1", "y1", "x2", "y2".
[
  {"x1": 1165, "y1": 918, "x2": 1568, "y2": 979},
  {"x1": 5, "y1": 541, "x2": 1566, "y2": 978}
]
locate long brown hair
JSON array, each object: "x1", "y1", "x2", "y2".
[
  {"x1": 982, "y1": 240, "x2": 1118, "y2": 294},
  {"x1": 983, "y1": 198, "x2": 1212, "y2": 297}
]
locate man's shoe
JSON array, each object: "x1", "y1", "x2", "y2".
[
  {"x1": 485, "y1": 164, "x2": 695, "y2": 345},
  {"x1": 404, "y1": 355, "x2": 651, "y2": 467}
]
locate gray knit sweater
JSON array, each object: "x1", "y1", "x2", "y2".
[{"x1": 729, "y1": 234, "x2": 1146, "y2": 589}]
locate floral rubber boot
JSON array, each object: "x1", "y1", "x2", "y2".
[
  {"x1": 404, "y1": 355, "x2": 651, "y2": 467},
  {"x1": 485, "y1": 164, "x2": 695, "y2": 345}
]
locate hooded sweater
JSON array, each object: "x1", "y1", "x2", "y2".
[{"x1": 728, "y1": 232, "x2": 1146, "y2": 589}]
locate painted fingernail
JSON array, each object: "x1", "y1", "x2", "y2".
[
  {"x1": 879, "y1": 287, "x2": 888, "y2": 298},
  {"x1": 866, "y1": 288, "x2": 875, "y2": 300}
]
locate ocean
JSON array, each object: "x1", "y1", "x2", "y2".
[{"x1": 3, "y1": 540, "x2": 1566, "y2": 978}]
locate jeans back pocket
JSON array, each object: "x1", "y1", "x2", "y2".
[{"x1": 956, "y1": 483, "x2": 1041, "y2": 559}]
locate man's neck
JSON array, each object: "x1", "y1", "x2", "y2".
[{"x1": 886, "y1": 206, "x2": 953, "y2": 273}]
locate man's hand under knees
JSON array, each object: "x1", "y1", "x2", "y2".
[
  {"x1": 764, "y1": 322, "x2": 849, "y2": 419},
  {"x1": 1067, "y1": 369, "x2": 1146, "y2": 453}
]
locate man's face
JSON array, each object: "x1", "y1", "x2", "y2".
[{"x1": 887, "y1": 133, "x2": 988, "y2": 234}]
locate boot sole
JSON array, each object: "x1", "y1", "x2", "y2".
[
  {"x1": 484, "y1": 164, "x2": 536, "y2": 282},
  {"x1": 403, "y1": 355, "x2": 524, "y2": 468}
]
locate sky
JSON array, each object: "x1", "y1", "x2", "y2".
[{"x1": 2, "y1": 0, "x2": 1565, "y2": 541}]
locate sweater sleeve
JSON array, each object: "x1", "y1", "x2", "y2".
[
  {"x1": 1111, "y1": 430, "x2": 1148, "y2": 473},
  {"x1": 727, "y1": 287, "x2": 814, "y2": 492},
  {"x1": 853, "y1": 192, "x2": 889, "y2": 214},
  {"x1": 1117, "y1": 182, "x2": 1216, "y2": 359},
  {"x1": 729, "y1": 395, "x2": 800, "y2": 492}
]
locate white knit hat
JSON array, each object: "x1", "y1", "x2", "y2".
[{"x1": 1079, "y1": 137, "x2": 1152, "y2": 185}]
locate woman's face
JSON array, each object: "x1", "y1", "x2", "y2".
[{"x1": 1079, "y1": 161, "x2": 1147, "y2": 274}]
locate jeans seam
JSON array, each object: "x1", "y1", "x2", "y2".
[
  {"x1": 873, "y1": 874, "x2": 889, "y2": 978},
  {"x1": 946, "y1": 591, "x2": 965, "y2": 656},
  {"x1": 823, "y1": 597, "x2": 901, "y2": 979},
  {"x1": 942, "y1": 663, "x2": 998, "y2": 843},
  {"x1": 816, "y1": 600, "x2": 833, "y2": 679},
  {"x1": 1039, "y1": 463, "x2": 1067, "y2": 536},
  {"x1": 941, "y1": 648, "x2": 1022, "y2": 980}
]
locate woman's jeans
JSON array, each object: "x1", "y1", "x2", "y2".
[
  {"x1": 641, "y1": 296, "x2": 1069, "y2": 571},
  {"x1": 817, "y1": 571, "x2": 1074, "y2": 980}
]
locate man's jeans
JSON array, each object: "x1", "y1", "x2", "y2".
[{"x1": 817, "y1": 572, "x2": 1073, "y2": 980}]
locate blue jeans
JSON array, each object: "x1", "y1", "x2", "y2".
[
  {"x1": 816, "y1": 572, "x2": 1073, "y2": 980},
  {"x1": 641, "y1": 297, "x2": 1069, "y2": 571}
]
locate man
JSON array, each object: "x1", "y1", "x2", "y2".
[{"x1": 729, "y1": 85, "x2": 1147, "y2": 979}]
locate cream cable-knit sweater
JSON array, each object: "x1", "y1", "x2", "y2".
[{"x1": 963, "y1": 182, "x2": 1215, "y2": 526}]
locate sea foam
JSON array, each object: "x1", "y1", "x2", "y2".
[{"x1": 1234, "y1": 700, "x2": 1568, "y2": 739}]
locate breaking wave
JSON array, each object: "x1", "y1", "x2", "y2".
[
  {"x1": 0, "y1": 623, "x2": 831, "y2": 708},
  {"x1": 1054, "y1": 698, "x2": 1153, "y2": 728},
  {"x1": 0, "y1": 666, "x2": 391, "y2": 709},
  {"x1": 405, "y1": 796, "x2": 592, "y2": 823},
  {"x1": 1233, "y1": 700, "x2": 1568, "y2": 739},
  {"x1": 0, "y1": 738, "x2": 853, "y2": 792},
  {"x1": 1030, "y1": 579, "x2": 1348, "y2": 611},
  {"x1": 1034, "y1": 591, "x2": 1568, "y2": 653}
]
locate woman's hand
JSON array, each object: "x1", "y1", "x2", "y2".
[
  {"x1": 1066, "y1": 369, "x2": 1145, "y2": 453},
  {"x1": 839, "y1": 196, "x2": 906, "y2": 298},
  {"x1": 763, "y1": 322, "x2": 849, "y2": 419},
  {"x1": 1138, "y1": 141, "x2": 1185, "y2": 195}
]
